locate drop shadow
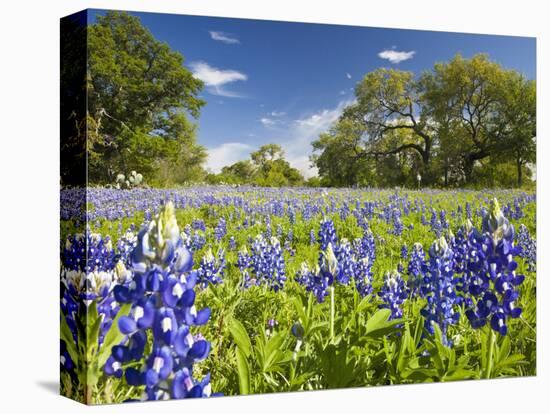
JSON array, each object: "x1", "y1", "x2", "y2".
[{"x1": 36, "y1": 380, "x2": 59, "y2": 395}]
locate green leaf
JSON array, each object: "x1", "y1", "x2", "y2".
[
  {"x1": 236, "y1": 347, "x2": 251, "y2": 395},
  {"x1": 263, "y1": 333, "x2": 286, "y2": 372},
  {"x1": 60, "y1": 312, "x2": 78, "y2": 364},
  {"x1": 86, "y1": 302, "x2": 102, "y2": 358},
  {"x1": 495, "y1": 354, "x2": 526, "y2": 369},
  {"x1": 97, "y1": 303, "x2": 132, "y2": 368},
  {"x1": 365, "y1": 309, "x2": 403, "y2": 339},
  {"x1": 229, "y1": 318, "x2": 252, "y2": 358}
]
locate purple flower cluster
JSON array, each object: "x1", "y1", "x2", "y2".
[
  {"x1": 197, "y1": 248, "x2": 226, "y2": 288},
  {"x1": 420, "y1": 237, "x2": 460, "y2": 346},
  {"x1": 105, "y1": 203, "x2": 214, "y2": 400},
  {"x1": 239, "y1": 235, "x2": 287, "y2": 291},
  {"x1": 214, "y1": 217, "x2": 227, "y2": 241},
  {"x1": 318, "y1": 217, "x2": 338, "y2": 250},
  {"x1": 378, "y1": 270, "x2": 408, "y2": 319},
  {"x1": 295, "y1": 261, "x2": 331, "y2": 303},
  {"x1": 464, "y1": 200, "x2": 525, "y2": 336},
  {"x1": 181, "y1": 229, "x2": 206, "y2": 252},
  {"x1": 60, "y1": 230, "x2": 134, "y2": 372},
  {"x1": 406, "y1": 243, "x2": 427, "y2": 297},
  {"x1": 296, "y1": 219, "x2": 376, "y2": 302},
  {"x1": 517, "y1": 224, "x2": 536, "y2": 272}
]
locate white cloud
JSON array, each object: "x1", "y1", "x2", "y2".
[
  {"x1": 270, "y1": 111, "x2": 286, "y2": 117},
  {"x1": 282, "y1": 99, "x2": 354, "y2": 178},
  {"x1": 260, "y1": 117, "x2": 276, "y2": 127},
  {"x1": 378, "y1": 49, "x2": 416, "y2": 64},
  {"x1": 206, "y1": 142, "x2": 253, "y2": 173},
  {"x1": 208, "y1": 100, "x2": 354, "y2": 178},
  {"x1": 293, "y1": 101, "x2": 349, "y2": 131},
  {"x1": 189, "y1": 61, "x2": 247, "y2": 97},
  {"x1": 339, "y1": 90, "x2": 347, "y2": 95},
  {"x1": 346, "y1": 72, "x2": 352, "y2": 79},
  {"x1": 209, "y1": 31, "x2": 240, "y2": 44}
]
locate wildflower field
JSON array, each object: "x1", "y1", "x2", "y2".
[{"x1": 60, "y1": 187, "x2": 537, "y2": 403}]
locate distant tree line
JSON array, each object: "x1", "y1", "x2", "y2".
[
  {"x1": 206, "y1": 144, "x2": 313, "y2": 187},
  {"x1": 311, "y1": 54, "x2": 536, "y2": 188}
]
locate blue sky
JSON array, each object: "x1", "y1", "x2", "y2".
[{"x1": 90, "y1": 10, "x2": 536, "y2": 177}]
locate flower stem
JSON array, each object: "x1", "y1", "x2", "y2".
[
  {"x1": 330, "y1": 286, "x2": 335, "y2": 341},
  {"x1": 485, "y1": 328, "x2": 496, "y2": 379}
]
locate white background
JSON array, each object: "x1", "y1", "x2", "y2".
[{"x1": 0, "y1": 0, "x2": 547, "y2": 412}]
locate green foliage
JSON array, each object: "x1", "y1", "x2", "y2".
[
  {"x1": 313, "y1": 54, "x2": 536, "y2": 189},
  {"x1": 86, "y1": 11, "x2": 207, "y2": 185},
  {"x1": 209, "y1": 143, "x2": 306, "y2": 187},
  {"x1": 60, "y1": 302, "x2": 133, "y2": 403}
]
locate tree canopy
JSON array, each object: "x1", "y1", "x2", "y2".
[
  {"x1": 86, "y1": 11, "x2": 207, "y2": 185},
  {"x1": 312, "y1": 54, "x2": 536, "y2": 188},
  {"x1": 207, "y1": 144, "x2": 305, "y2": 187}
]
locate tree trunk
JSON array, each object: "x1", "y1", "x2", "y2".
[
  {"x1": 517, "y1": 157, "x2": 523, "y2": 188},
  {"x1": 463, "y1": 150, "x2": 489, "y2": 184},
  {"x1": 463, "y1": 158, "x2": 474, "y2": 184}
]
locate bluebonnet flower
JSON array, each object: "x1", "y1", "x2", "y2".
[
  {"x1": 339, "y1": 203, "x2": 350, "y2": 221},
  {"x1": 430, "y1": 210, "x2": 442, "y2": 237},
  {"x1": 420, "y1": 237, "x2": 460, "y2": 346},
  {"x1": 297, "y1": 235, "x2": 375, "y2": 302},
  {"x1": 421, "y1": 213, "x2": 428, "y2": 226},
  {"x1": 229, "y1": 236, "x2": 237, "y2": 251},
  {"x1": 353, "y1": 230, "x2": 376, "y2": 264},
  {"x1": 108, "y1": 202, "x2": 214, "y2": 400},
  {"x1": 286, "y1": 229, "x2": 294, "y2": 244},
  {"x1": 62, "y1": 231, "x2": 117, "y2": 274},
  {"x1": 354, "y1": 256, "x2": 374, "y2": 297},
  {"x1": 297, "y1": 242, "x2": 337, "y2": 302},
  {"x1": 243, "y1": 235, "x2": 287, "y2": 291},
  {"x1": 276, "y1": 224, "x2": 283, "y2": 238},
  {"x1": 465, "y1": 202, "x2": 472, "y2": 220},
  {"x1": 318, "y1": 217, "x2": 337, "y2": 250},
  {"x1": 513, "y1": 198, "x2": 525, "y2": 219},
  {"x1": 295, "y1": 262, "x2": 330, "y2": 303},
  {"x1": 319, "y1": 242, "x2": 338, "y2": 285},
  {"x1": 334, "y1": 239, "x2": 355, "y2": 285},
  {"x1": 181, "y1": 230, "x2": 206, "y2": 252},
  {"x1": 144, "y1": 209, "x2": 152, "y2": 222},
  {"x1": 116, "y1": 230, "x2": 137, "y2": 266},
  {"x1": 352, "y1": 231, "x2": 376, "y2": 297},
  {"x1": 264, "y1": 216, "x2": 272, "y2": 239},
  {"x1": 284, "y1": 229, "x2": 295, "y2": 256},
  {"x1": 192, "y1": 219, "x2": 206, "y2": 232},
  {"x1": 197, "y1": 249, "x2": 225, "y2": 288},
  {"x1": 439, "y1": 210, "x2": 449, "y2": 230},
  {"x1": 390, "y1": 209, "x2": 404, "y2": 236},
  {"x1": 447, "y1": 222, "x2": 478, "y2": 307},
  {"x1": 237, "y1": 245, "x2": 252, "y2": 288},
  {"x1": 309, "y1": 229, "x2": 316, "y2": 246},
  {"x1": 214, "y1": 217, "x2": 226, "y2": 241},
  {"x1": 378, "y1": 270, "x2": 408, "y2": 319},
  {"x1": 288, "y1": 207, "x2": 296, "y2": 225},
  {"x1": 406, "y1": 243, "x2": 427, "y2": 297},
  {"x1": 61, "y1": 231, "x2": 133, "y2": 353},
  {"x1": 465, "y1": 199, "x2": 525, "y2": 336},
  {"x1": 517, "y1": 224, "x2": 536, "y2": 272},
  {"x1": 401, "y1": 244, "x2": 408, "y2": 260}
]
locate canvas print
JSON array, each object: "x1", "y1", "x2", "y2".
[{"x1": 60, "y1": 9, "x2": 536, "y2": 405}]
